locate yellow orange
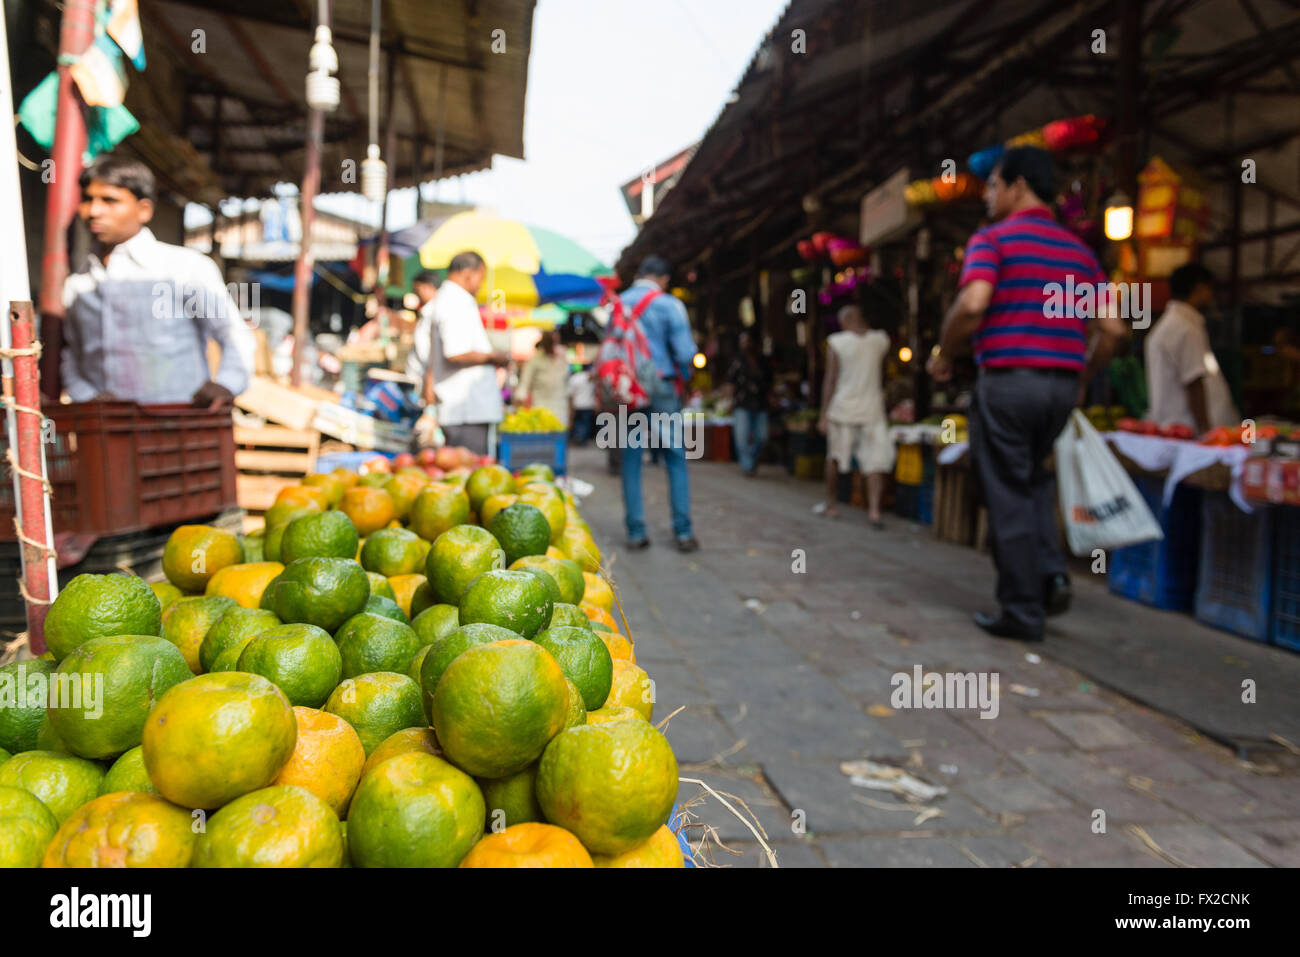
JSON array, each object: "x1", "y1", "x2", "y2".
[
  {"x1": 272, "y1": 707, "x2": 366, "y2": 817},
  {"x1": 459, "y1": 822, "x2": 593, "y2": 868},
  {"x1": 340, "y1": 487, "x2": 397, "y2": 536}
]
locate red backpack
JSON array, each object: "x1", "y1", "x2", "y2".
[{"x1": 595, "y1": 287, "x2": 661, "y2": 410}]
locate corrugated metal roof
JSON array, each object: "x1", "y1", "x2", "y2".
[{"x1": 122, "y1": 0, "x2": 535, "y2": 203}]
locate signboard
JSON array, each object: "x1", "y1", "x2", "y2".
[
  {"x1": 620, "y1": 144, "x2": 699, "y2": 221},
  {"x1": 860, "y1": 167, "x2": 920, "y2": 247}
]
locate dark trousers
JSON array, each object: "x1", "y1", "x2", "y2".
[
  {"x1": 969, "y1": 369, "x2": 1077, "y2": 633},
  {"x1": 442, "y1": 423, "x2": 491, "y2": 456}
]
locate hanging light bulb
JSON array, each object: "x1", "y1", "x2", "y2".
[
  {"x1": 361, "y1": 143, "x2": 387, "y2": 204},
  {"x1": 1104, "y1": 191, "x2": 1134, "y2": 241},
  {"x1": 305, "y1": 25, "x2": 340, "y2": 112}
]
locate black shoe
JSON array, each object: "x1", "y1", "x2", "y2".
[
  {"x1": 1045, "y1": 574, "x2": 1072, "y2": 617},
  {"x1": 626, "y1": 538, "x2": 650, "y2": 550},
  {"x1": 675, "y1": 536, "x2": 700, "y2": 553},
  {"x1": 973, "y1": 611, "x2": 1043, "y2": 642}
]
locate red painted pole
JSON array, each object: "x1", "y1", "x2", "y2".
[
  {"x1": 37, "y1": 0, "x2": 96, "y2": 400},
  {"x1": 8, "y1": 302, "x2": 53, "y2": 654},
  {"x1": 290, "y1": 108, "x2": 324, "y2": 387}
]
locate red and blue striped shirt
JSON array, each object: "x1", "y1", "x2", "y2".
[{"x1": 958, "y1": 207, "x2": 1107, "y2": 371}]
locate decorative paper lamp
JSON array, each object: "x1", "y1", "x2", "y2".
[
  {"x1": 1042, "y1": 115, "x2": 1107, "y2": 152},
  {"x1": 967, "y1": 145, "x2": 1004, "y2": 179}
]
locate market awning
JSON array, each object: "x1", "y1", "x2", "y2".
[
  {"x1": 119, "y1": 0, "x2": 536, "y2": 204},
  {"x1": 617, "y1": 0, "x2": 1300, "y2": 298}
]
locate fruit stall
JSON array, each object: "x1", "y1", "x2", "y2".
[{"x1": 0, "y1": 456, "x2": 702, "y2": 867}]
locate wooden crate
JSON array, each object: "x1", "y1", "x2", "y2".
[{"x1": 235, "y1": 424, "x2": 320, "y2": 531}]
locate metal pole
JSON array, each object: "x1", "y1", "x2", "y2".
[
  {"x1": 36, "y1": 0, "x2": 96, "y2": 401},
  {"x1": 291, "y1": 109, "x2": 324, "y2": 387}
]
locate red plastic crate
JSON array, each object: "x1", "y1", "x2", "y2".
[{"x1": 0, "y1": 402, "x2": 237, "y2": 540}]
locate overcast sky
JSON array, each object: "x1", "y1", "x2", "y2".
[{"x1": 311, "y1": 0, "x2": 792, "y2": 266}]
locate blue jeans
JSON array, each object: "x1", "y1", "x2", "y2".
[
  {"x1": 732, "y1": 408, "x2": 768, "y2": 471},
  {"x1": 621, "y1": 384, "x2": 693, "y2": 541}
]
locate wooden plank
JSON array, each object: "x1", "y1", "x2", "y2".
[
  {"x1": 235, "y1": 450, "x2": 316, "y2": 473},
  {"x1": 234, "y1": 425, "x2": 319, "y2": 449},
  {"x1": 234, "y1": 376, "x2": 321, "y2": 430},
  {"x1": 237, "y1": 474, "x2": 299, "y2": 511}
]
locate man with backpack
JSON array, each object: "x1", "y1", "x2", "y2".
[{"x1": 609, "y1": 256, "x2": 700, "y2": 552}]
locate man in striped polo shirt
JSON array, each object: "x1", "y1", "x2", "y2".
[{"x1": 928, "y1": 147, "x2": 1126, "y2": 641}]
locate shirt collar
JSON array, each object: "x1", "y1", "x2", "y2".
[
  {"x1": 1004, "y1": 207, "x2": 1054, "y2": 223},
  {"x1": 89, "y1": 226, "x2": 157, "y2": 271},
  {"x1": 1165, "y1": 299, "x2": 1205, "y2": 324},
  {"x1": 631, "y1": 278, "x2": 661, "y2": 290}
]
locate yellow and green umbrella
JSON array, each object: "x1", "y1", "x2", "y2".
[{"x1": 418, "y1": 212, "x2": 610, "y2": 309}]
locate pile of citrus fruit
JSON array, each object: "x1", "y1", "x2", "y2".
[
  {"x1": 501, "y1": 408, "x2": 565, "y2": 433},
  {"x1": 0, "y1": 460, "x2": 684, "y2": 869}
]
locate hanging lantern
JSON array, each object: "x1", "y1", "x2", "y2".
[
  {"x1": 903, "y1": 179, "x2": 939, "y2": 206},
  {"x1": 932, "y1": 172, "x2": 984, "y2": 203},
  {"x1": 796, "y1": 239, "x2": 817, "y2": 261},
  {"x1": 1042, "y1": 115, "x2": 1107, "y2": 152},
  {"x1": 1104, "y1": 191, "x2": 1134, "y2": 241},
  {"x1": 967, "y1": 144, "x2": 1004, "y2": 179}
]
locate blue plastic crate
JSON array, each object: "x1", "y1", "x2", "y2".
[
  {"x1": 1195, "y1": 493, "x2": 1272, "y2": 642},
  {"x1": 916, "y1": 482, "x2": 933, "y2": 525},
  {"x1": 1270, "y1": 507, "x2": 1300, "y2": 653},
  {"x1": 1107, "y1": 476, "x2": 1201, "y2": 610},
  {"x1": 894, "y1": 480, "x2": 933, "y2": 523},
  {"x1": 498, "y1": 432, "x2": 567, "y2": 475}
]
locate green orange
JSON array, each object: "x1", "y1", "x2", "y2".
[
  {"x1": 0, "y1": 785, "x2": 59, "y2": 867},
  {"x1": 0, "y1": 658, "x2": 57, "y2": 753},
  {"x1": 45, "y1": 573, "x2": 162, "y2": 661},
  {"x1": 465, "y1": 464, "x2": 516, "y2": 514},
  {"x1": 150, "y1": 580, "x2": 184, "y2": 611},
  {"x1": 409, "y1": 483, "x2": 471, "y2": 542},
  {"x1": 364, "y1": 593, "x2": 410, "y2": 624},
  {"x1": 430, "y1": 639, "x2": 569, "y2": 778},
  {"x1": 193, "y1": 785, "x2": 343, "y2": 868},
  {"x1": 548, "y1": 603, "x2": 592, "y2": 631},
  {"x1": 606, "y1": 659, "x2": 654, "y2": 719},
  {"x1": 271, "y1": 557, "x2": 370, "y2": 633},
  {"x1": 480, "y1": 493, "x2": 518, "y2": 526},
  {"x1": 302, "y1": 471, "x2": 346, "y2": 506},
  {"x1": 162, "y1": 595, "x2": 238, "y2": 672},
  {"x1": 239, "y1": 530, "x2": 265, "y2": 563},
  {"x1": 365, "y1": 572, "x2": 396, "y2": 601},
  {"x1": 347, "y1": 752, "x2": 484, "y2": 868},
  {"x1": 533, "y1": 626, "x2": 613, "y2": 711},
  {"x1": 47, "y1": 634, "x2": 192, "y2": 759},
  {"x1": 323, "y1": 672, "x2": 425, "y2": 755},
  {"x1": 458, "y1": 569, "x2": 553, "y2": 639},
  {"x1": 334, "y1": 613, "x2": 422, "y2": 679},
  {"x1": 488, "y1": 503, "x2": 552, "y2": 566},
  {"x1": 360, "y1": 528, "x2": 425, "y2": 577},
  {"x1": 162, "y1": 524, "x2": 244, "y2": 592},
  {"x1": 237, "y1": 624, "x2": 343, "y2": 708},
  {"x1": 426, "y1": 525, "x2": 505, "y2": 606},
  {"x1": 411, "y1": 603, "x2": 460, "y2": 647},
  {"x1": 558, "y1": 525, "x2": 602, "y2": 572},
  {"x1": 199, "y1": 606, "x2": 280, "y2": 673},
  {"x1": 101, "y1": 745, "x2": 156, "y2": 795},
  {"x1": 478, "y1": 762, "x2": 544, "y2": 831},
  {"x1": 383, "y1": 473, "x2": 427, "y2": 523},
  {"x1": 513, "y1": 555, "x2": 585, "y2": 605},
  {"x1": 516, "y1": 485, "x2": 566, "y2": 544},
  {"x1": 535, "y1": 720, "x2": 678, "y2": 855},
  {"x1": 360, "y1": 727, "x2": 440, "y2": 779},
  {"x1": 142, "y1": 672, "x2": 297, "y2": 809},
  {"x1": 0, "y1": 750, "x2": 105, "y2": 823},
  {"x1": 417, "y1": 622, "x2": 518, "y2": 720},
  {"x1": 280, "y1": 511, "x2": 360, "y2": 564},
  {"x1": 42, "y1": 792, "x2": 197, "y2": 867}
]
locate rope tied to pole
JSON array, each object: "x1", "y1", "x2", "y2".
[
  {"x1": 3, "y1": 446, "x2": 52, "y2": 496},
  {"x1": 0, "y1": 343, "x2": 43, "y2": 359}
]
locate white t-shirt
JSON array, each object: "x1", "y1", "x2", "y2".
[
  {"x1": 431, "y1": 280, "x2": 503, "y2": 426},
  {"x1": 1144, "y1": 300, "x2": 1238, "y2": 430},
  {"x1": 826, "y1": 329, "x2": 888, "y2": 424},
  {"x1": 404, "y1": 297, "x2": 438, "y2": 383},
  {"x1": 567, "y1": 369, "x2": 596, "y2": 410}
]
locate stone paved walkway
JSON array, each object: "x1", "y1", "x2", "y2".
[{"x1": 568, "y1": 446, "x2": 1300, "y2": 868}]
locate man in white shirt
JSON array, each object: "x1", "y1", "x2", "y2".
[
  {"x1": 1145, "y1": 264, "x2": 1238, "y2": 433},
  {"x1": 427, "y1": 251, "x2": 509, "y2": 454},
  {"x1": 403, "y1": 269, "x2": 442, "y2": 405},
  {"x1": 61, "y1": 154, "x2": 255, "y2": 406}
]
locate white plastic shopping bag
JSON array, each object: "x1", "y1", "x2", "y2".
[{"x1": 1054, "y1": 410, "x2": 1163, "y2": 555}]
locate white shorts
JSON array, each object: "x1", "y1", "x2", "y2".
[{"x1": 828, "y1": 419, "x2": 894, "y2": 474}]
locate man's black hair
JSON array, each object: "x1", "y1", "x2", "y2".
[
  {"x1": 636, "y1": 255, "x2": 672, "y2": 279},
  {"x1": 993, "y1": 146, "x2": 1057, "y2": 205},
  {"x1": 447, "y1": 250, "x2": 485, "y2": 274},
  {"x1": 79, "y1": 153, "x2": 156, "y2": 203},
  {"x1": 412, "y1": 269, "x2": 441, "y2": 287},
  {"x1": 1169, "y1": 263, "x2": 1215, "y2": 300}
]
